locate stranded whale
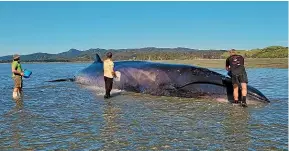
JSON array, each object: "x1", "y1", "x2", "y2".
[{"x1": 74, "y1": 54, "x2": 269, "y2": 104}]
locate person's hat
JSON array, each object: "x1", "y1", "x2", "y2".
[{"x1": 13, "y1": 54, "x2": 20, "y2": 59}]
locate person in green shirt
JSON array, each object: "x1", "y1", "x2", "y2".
[{"x1": 11, "y1": 54, "x2": 24, "y2": 100}]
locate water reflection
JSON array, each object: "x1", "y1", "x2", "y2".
[
  {"x1": 99, "y1": 100, "x2": 122, "y2": 150},
  {"x1": 222, "y1": 106, "x2": 250, "y2": 149},
  {"x1": 11, "y1": 99, "x2": 24, "y2": 150}
]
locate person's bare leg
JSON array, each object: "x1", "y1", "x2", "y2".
[
  {"x1": 233, "y1": 84, "x2": 239, "y2": 103},
  {"x1": 13, "y1": 77, "x2": 22, "y2": 100},
  {"x1": 13, "y1": 88, "x2": 19, "y2": 100},
  {"x1": 241, "y1": 83, "x2": 247, "y2": 106},
  {"x1": 19, "y1": 79, "x2": 23, "y2": 97},
  {"x1": 19, "y1": 88, "x2": 23, "y2": 98},
  {"x1": 241, "y1": 83, "x2": 247, "y2": 96}
]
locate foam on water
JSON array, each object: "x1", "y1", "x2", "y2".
[{"x1": 81, "y1": 85, "x2": 124, "y2": 96}]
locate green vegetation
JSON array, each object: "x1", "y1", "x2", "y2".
[
  {"x1": 221, "y1": 46, "x2": 288, "y2": 58},
  {"x1": 133, "y1": 50, "x2": 225, "y2": 60},
  {"x1": 155, "y1": 58, "x2": 288, "y2": 69},
  {"x1": 134, "y1": 46, "x2": 288, "y2": 60}
]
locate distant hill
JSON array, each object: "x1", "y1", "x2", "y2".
[
  {"x1": 0, "y1": 47, "x2": 222, "y2": 62},
  {"x1": 221, "y1": 46, "x2": 288, "y2": 58},
  {"x1": 0, "y1": 46, "x2": 287, "y2": 63},
  {"x1": 57, "y1": 49, "x2": 82, "y2": 58}
]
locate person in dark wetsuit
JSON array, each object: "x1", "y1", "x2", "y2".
[{"x1": 226, "y1": 49, "x2": 248, "y2": 107}]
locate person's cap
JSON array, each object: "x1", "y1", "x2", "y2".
[{"x1": 13, "y1": 54, "x2": 20, "y2": 59}]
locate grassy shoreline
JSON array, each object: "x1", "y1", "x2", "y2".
[
  {"x1": 1, "y1": 58, "x2": 287, "y2": 68},
  {"x1": 153, "y1": 58, "x2": 288, "y2": 69}
]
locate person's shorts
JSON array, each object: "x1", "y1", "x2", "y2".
[
  {"x1": 13, "y1": 75, "x2": 22, "y2": 88},
  {"x1": 231, "y1": 72, "x2": 248, "y2": 85}
]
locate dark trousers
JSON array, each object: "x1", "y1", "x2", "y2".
[{"x1": 104, "y1": 76, "x2": 113, "y2": 96}]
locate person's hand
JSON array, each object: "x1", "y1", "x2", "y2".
[
  {"x1": 112, "y1": 72, "x2": 117, "y2": 78},
  {"x1": 20, "y1": 72, "x2": 24, "y2": 76}
]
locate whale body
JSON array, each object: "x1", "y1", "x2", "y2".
[{"x1": 75, "y1": 54, "x2": 270, "y2": 104}]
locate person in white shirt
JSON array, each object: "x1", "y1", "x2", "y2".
[{"x1": 103, "y1": 52, "x2": 116, "y2": 99}]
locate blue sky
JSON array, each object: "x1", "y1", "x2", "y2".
[{"x1": 0, "y1": 1, "x2": 288, "y2": 56}]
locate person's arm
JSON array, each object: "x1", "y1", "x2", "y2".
[
  {"x1": 241, "y1": 56, "x2": 245, "y2": 66},
  {"x1": 225, "y1": 58, "x2": 230, "y2": 71},
  {"x1": 11, "y1": 62, "x2": 23, "y2": 76}
]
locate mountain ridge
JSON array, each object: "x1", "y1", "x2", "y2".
[
  {"x1": 0, "y1": 47, "x2": 221, "y2": 61},
  {"x1": 0, "y1": 46, "x2": 287, "y2": 62}
]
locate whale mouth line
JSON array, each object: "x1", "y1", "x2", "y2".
[{"x1": 176, "y1": 81, "x2": 225, "y2": 89}]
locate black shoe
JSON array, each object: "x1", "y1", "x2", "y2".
[
  {"x1": 241, "y1": 96, "x2": 247, "y2": 107},
  {"x1": 241, "y1": 101, "x2": 247, "y2": 107},
  {"x1": 104, "y1": 95, "x2": 109, "y2": 99}
]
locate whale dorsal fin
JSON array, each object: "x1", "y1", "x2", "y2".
[{"x1": 94, "y1": 54, "x2": 103, "y2": 63}]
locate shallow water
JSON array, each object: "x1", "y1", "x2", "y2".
[{"x1": 0, "y1": 63, "x2": 288, "y2": 150}]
